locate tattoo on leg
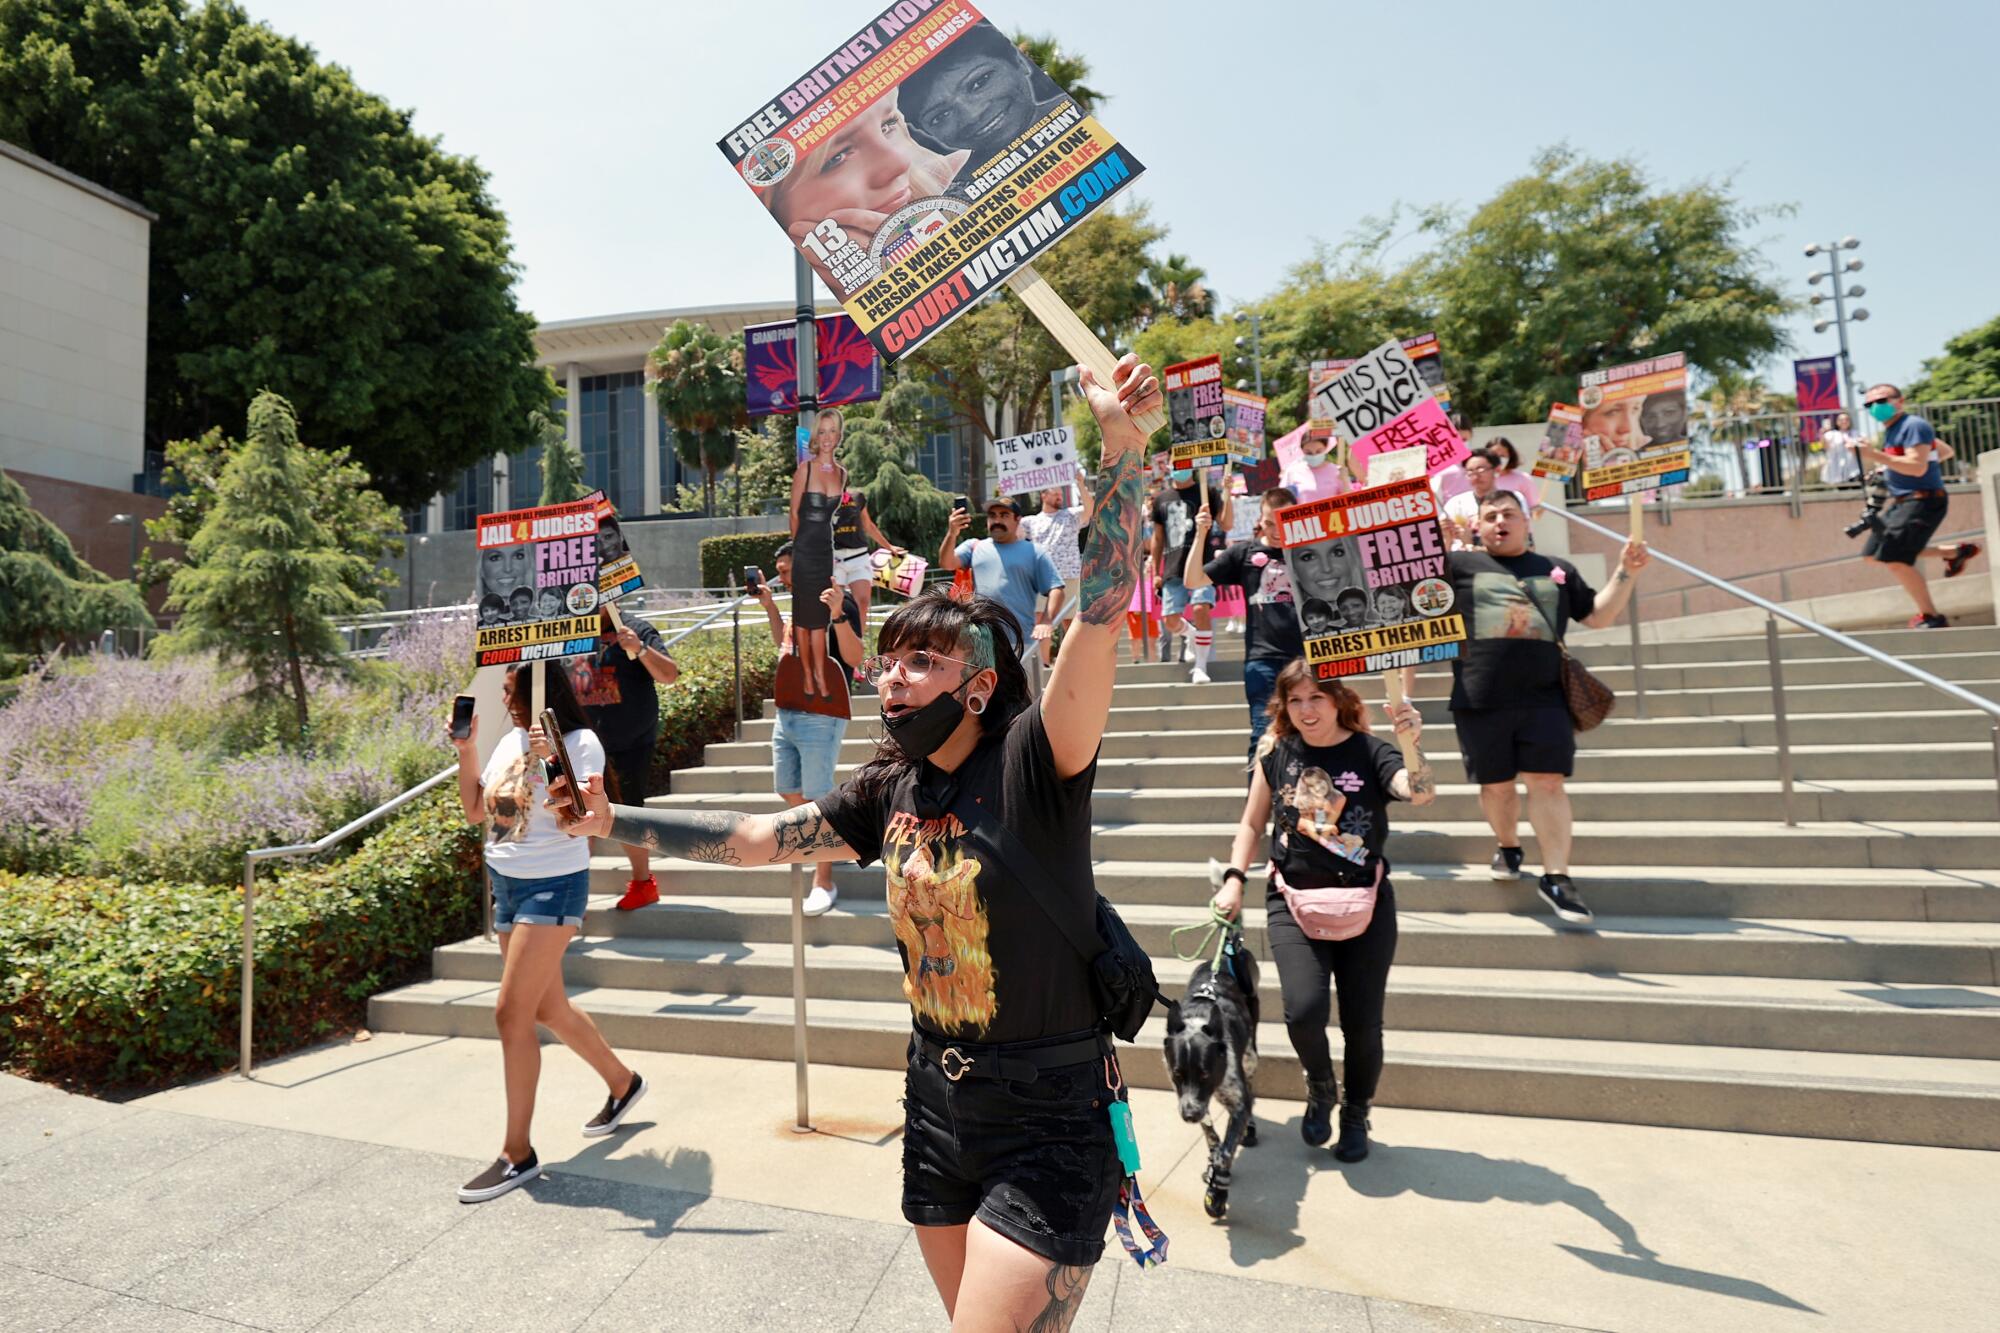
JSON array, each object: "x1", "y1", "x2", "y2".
[
  {"x1": 767, "y1": 802, "x2": 847, "y2": 862},
  {"x1": 607, "y1": 808, "x2": 745, "y2": 862},
  {"x1": 1026, "y1": 1263, "x2": 1090, "y2": 1333}
]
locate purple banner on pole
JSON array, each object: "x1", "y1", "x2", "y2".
[
  {"x1": 744, "y1": 315, "x2": 883, "y2": 418},
  {"x1": 1793, "y1": 356, "x2": 1841, "y2": 445}
]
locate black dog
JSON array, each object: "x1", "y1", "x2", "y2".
[{"x1": 1163, "y1": 942, "x2": 1260, "y2": 1219}]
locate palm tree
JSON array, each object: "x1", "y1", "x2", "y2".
[
  {"x1": 650, "y1": 321, "x2": 748, "y2": 514},
  {"x1": 1136, "y1": 253, "x2": 1214, "y2": 327},
  {"x1": 1012, "y1": 33, "x2": 1105, "y2": 113}
]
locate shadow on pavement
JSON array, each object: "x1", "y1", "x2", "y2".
[
  {"x1": 1343, "y1": 1142, "x2": 1818, "y2": 1314},
  {"x1": 1206, "y1": 1113, "x2": 1321, "y2": 1268},
  {"x1": 536, "y1": 1142, "x2": 773, "y2": 1242}
]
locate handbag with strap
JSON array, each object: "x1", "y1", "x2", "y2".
[
  {"x1": 1510, "y1": 570, "x2": 1616, "y2": 732},
  {"x1": 948, "y1": 784, "x2": 1161, "y2": 1042}
]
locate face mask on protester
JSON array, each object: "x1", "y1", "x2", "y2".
[
  {"x1": 1867, "y1": 400, "x2": 1897, "y2": 424},
  {"x1": 1170, "y1": 468, "x2": 1193, "y2": 486},
  {"x1": 882, "y1": 681, "x2": 974, "y2": 761}
]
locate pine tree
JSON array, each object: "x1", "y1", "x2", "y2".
[
  {"x1": 162, "y1": 391, "x2": 384, "y2": 736},
  {"x1": 537, "y1": 405, "x2": 588, "y2": 505},
  {"x1": 0, "y1": 472, "x2": 152, "y2": 656}
]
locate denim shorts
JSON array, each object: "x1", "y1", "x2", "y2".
[
  {"x1": 772, "y1": 709, "x2": 849, "y2": 799},
  {"x1": 1161, "y1": 576, "x2": 1216, "y2": 618},
  {"x1": 489, "y1": 866, "x2": 591, "y2": 933}
]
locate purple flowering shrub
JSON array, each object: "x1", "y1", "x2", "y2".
[{"x1": 0, "y1": 614, "x2": 476, "y2": 882}]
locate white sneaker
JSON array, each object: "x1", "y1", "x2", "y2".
[
  {"x1": 1181, "y1": 640, "x2": 1194, "y2": 663},
  {"x1": 1190, "y1": 667, "x2": 1211, "y2": 685},
  {"x1": 803, "y1": 885, "x2": 838, "y2": 916}
]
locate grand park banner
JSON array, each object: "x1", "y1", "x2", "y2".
[
  {"x1": 743, "y1": 314, "x2": 883, "y2": 417},
  {"x1": 990, "y1": 424, "x2": 1076, "y2": 495},
  {"x1": 1311, "y1": 339, "x2": 1467, "y2": 479},
  {"x1": 585, "y1": 490, "x2": 645, "y2": 602},
  {"x1": 1275, "y1": 476, "x2": 1465, "y2": 680},
  {"x1": 718, "y1": 1, "x2": 1145, "y2": 361},
  {"x1": 1578, "y1": 351, "x2": 1690, "y2": 499},
  {"x1": 1223, "y1": 388, "x2": 1267, "y2": 467},
  {"x1": 1533, "y1": 403, "x2": 1583, "y2": 482},
  {"x1": 1793, "y1": 355, "x2": 1841, "y2": 445},
  {"x1": 1166, "y1": 354, "x2": 1228, "y2": 469},
  {"x1": 474, "y1": 498, "x2": 605, "y2": 668}
]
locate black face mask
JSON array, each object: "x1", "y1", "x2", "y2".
[{"x1": 882, "y1": 681, "x2": 972, "y2": 762}]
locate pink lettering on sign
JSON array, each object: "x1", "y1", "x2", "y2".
[{"x1": 1348, "y1": 398, "x2": 1466, "y2": 480}]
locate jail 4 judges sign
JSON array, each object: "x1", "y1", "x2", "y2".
[
  {"x1": 718, "y1": 1, "x2": 1146, "y2": 362},
  {"x1": 474, "y1": 499, "x2": 604, "y2": 668},
  {"x1": 1275, "y1": 476, "x2": 1465, "y2": 679},
  {"x1": 1165, "y1": 354, "x2": 1228, "y2": 469}
]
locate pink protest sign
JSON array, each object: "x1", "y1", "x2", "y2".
[
  {"x1": 1349, "y1": 398, "x2": 1466, "y2": 480},
  {"x1": 1273, "y1": 422, "x2": 1313, "y2": 491}
]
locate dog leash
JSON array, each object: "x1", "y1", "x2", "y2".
[
  {"x1": 1104, "y1": 1054, "x2": 1169, "y2": 1270},
  {"x1": 1169, "y1": 900, "x2": 1238, "y2": 972}
]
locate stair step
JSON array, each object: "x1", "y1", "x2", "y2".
[
  {"x1": 368, "y1": 978, "x2": 2000, "y2": 1149},
  {"x1": 588, "y1": 858, "x2": 2000, "y2": 921}
]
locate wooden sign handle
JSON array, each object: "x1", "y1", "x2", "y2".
[
  {"x1": 1629, "y1": 494, "x2": 1644, "y2": 545},
  {"x1": 531, "y1": 658, "x2": 546, "y2": 721},
  {"x1": 1007, "y1": 266, "x2": 1168, "y2": 437},
  {"x1": 603, "y1": 601, "x2": 625, "y2": 633},
  {"x1": 1382, "y1": 669, "x2": 1423, "y2": 774}
]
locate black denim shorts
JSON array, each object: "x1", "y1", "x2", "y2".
[{"x1": 902, "y1": 1029, "x2": 1125, "y2": 1267}]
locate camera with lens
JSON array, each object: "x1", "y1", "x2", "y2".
[{"x1": 1843, "y1": 469, "x2": 1892, "y2": 540}]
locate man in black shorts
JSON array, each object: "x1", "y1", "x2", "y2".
[
  {"x1": 1444, "y1": 491, "x2": 1648, "y2": 926},
  {"x1": 1855, "y1": 383, "x2": 1980, "y2": 628},
  {"x1": 567, "y1": 608, "x2": 680, "y2": 909}
]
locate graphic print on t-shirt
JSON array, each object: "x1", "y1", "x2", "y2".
[
  {"x1": 567, "y1": 653, "x2": 623, "y2": 708},
  {"x1": 882, "y1": 810, "x2": 996, "y2": 1036},
  {"x1": 1470, "y1": 573, "x2": 1559, "y2": 642},
  {"x1": 1277, "y1": 763, "x2": 1369, "y2": 865},
  {"x1": 1251, "y1": 553, "x2": 1293, "y2": 605},
  {"x1": 486, "y1": 755, "x2": 538, "y2": 845}
]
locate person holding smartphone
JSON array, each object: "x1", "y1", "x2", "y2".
[
  {"x1": 566, "y1": 608, "x2": 680, "y2": 911},
  {"x1": 448, "y1": 662, "x2": 644, "y2": 1203}
]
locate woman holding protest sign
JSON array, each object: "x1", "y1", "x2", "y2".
[
  {"x1": 448, "y1": 662, "x2": 644, "y2": 1202},
  {"x1": 548, "y1": 355, "x2": 1166, "y2": 1328},
  {"x1": 1211, "y1": 662, "x2": 1436, "y2": 1164},
  {"x1": 1485, "y1": 436, "x2": 1540, "y2": 511},
  {"x1": 1183, "y1": 487, "x2": 1304, "y2": 763}
]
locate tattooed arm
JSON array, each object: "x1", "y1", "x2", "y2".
[
  {"x1": 1042, "y1": 353, "x2": 1160, "y2": 779},
  {"x1": 1385, "y1": 702, "x2": 1438, "y2": 805},
  {"x1": 546, "y1": 773, "x2": 857, "y2": 864}
]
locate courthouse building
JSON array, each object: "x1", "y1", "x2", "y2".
[{"x1": 0, "y1": 140, "x2": 160, "y2": 579}]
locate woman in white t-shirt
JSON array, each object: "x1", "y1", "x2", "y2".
[
  {"x1": 1819, "y1": 411, "x2": 1862, "y2": 486},
  {"x1": 448, "y1": 661, "x2": 643, "y2": 1203}
]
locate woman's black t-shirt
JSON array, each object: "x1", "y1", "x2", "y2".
[
  {"x1": 1204, "y1": 541, "x2": 1304, "y2": 664},
  {"x1": 816, "y1": 705, "x2": 1100, "y2": 1044},
  {"x1": 832, "y1": 492, "x2": 869, "y2": 554},
  {"x1": 1259, "y1": 731, "x2": 1405, "y2": 889}
]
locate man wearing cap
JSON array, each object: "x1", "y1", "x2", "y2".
[
  {"x1": 941, "y1": 494, "x2": 1065, "y2": 664},
  {"x1": 1856, "y1": 383, "x2": 1980, "y2": 628}
]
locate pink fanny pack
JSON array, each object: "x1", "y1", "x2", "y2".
[{"x1": 1271, "y1": 860, "x2": 1383, "y2": 941}]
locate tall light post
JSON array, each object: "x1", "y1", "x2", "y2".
[
  {"x1": 1805, "y1": 237, "x2": 1869, "y2": 425},
  {"x1": 108, "y1": 512, "x2": 139, "y2": 579},
  {"x1": 1232, "y1": 311, "x2": 1263, "y2": 396}
]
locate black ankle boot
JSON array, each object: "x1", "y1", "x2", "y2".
[
  {"x1": 1301, "y1": 1075, "x2": 1338, "y2": 1147},
  {"x1": 1334, "y1": 1102, "x2": 1371, "y2": 1162}
]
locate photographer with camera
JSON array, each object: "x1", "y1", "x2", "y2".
[{"x1": 1855, "y1": 385, "x2": 1980, "y2": 629}]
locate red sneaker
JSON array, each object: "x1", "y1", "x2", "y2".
[
  {"x1": 615, "y1": 877, "x2": 659, "y2": 911},
  {"x1": 1944, "y1": 542, "x2": 1981, "y2": 579}
]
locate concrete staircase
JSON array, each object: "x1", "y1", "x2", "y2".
[{"x1": 372, "y1": 625, "x2": 2000, "y2": 1149}]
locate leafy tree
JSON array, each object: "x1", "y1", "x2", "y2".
[
  {"x1": 651, "y1": 321, "x2": 748, "y2": 514},
  {"x1": 1011, "y1": 33, "x2": 1103, "y2": 112},
  {"x1": 1416, "y1": 147, "x2": 1793, "y2": 424},
  {"x1": 829, "y1": 377, "x2": 958, "y2": 556},
  {"x1": 160, "y1": 392, "x2": 387, "y2": 737},
  {"x1": 0, "y1": 0, "x2": 554, "y2": 507},
  {"x1": 0, "y1": 473, "x2": 153, "y2": 656},
  {"x1": 1908, "y1": 314, "x2": 2000, "y2": 402}
]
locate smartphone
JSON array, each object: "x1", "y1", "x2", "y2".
[
  {"x1": 952, "y1": 496, "x2": 969, "y2": 512},
  {"x1": 743, "y1": 564, "x2": 764, "y2": 595},
  {"x1": 537, "y1": 708, "x2": 587, "y2": 819},
  {"x1": 449, "y1": 694, "x2": 476, "y2": 740}
]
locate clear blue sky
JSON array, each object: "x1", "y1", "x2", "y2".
[{"x1": 246, "y1": 0, "x2": 1998, "y2": 393}]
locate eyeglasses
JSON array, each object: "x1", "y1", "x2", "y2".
[{"x1": 860, "y1": 649, "x2": 978, "y2": 686}]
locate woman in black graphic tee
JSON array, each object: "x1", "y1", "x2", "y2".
[
  {"x1": 549, "y1": 356, "x2": 1163, "y2": 1327},
  {"x1": 1212, "y1": 659, "x2": 1435, "y2": 1165}
]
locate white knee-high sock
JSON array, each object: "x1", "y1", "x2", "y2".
[{"x1": 1193, "y1": 629, "x2": 1214, "y2": 671}]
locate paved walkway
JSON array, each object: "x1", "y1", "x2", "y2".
[{"x1": 4, "y1": 1035, "x2": 1996, "y2": 1331}]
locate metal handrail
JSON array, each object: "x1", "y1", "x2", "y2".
[
  {"x1": 1546, "y1": 504, "x2": 2000, "y2": 823},
  {"x1": 238, "y1": 592, "x2": 753, "y2": 1077},
  {"x1": 1636, "y1": 527, "x2": 1982, "y2": 617}
]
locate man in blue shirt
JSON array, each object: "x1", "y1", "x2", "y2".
[
  {"x1": 1857, "y1": 383, "x2": 1980, "y2": 628},
  {"x1": 940, "y1": 495, "x2": 1065, "y2": 662}
]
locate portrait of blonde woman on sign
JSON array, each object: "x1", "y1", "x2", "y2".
[
  {"x1": 1580, "y1": 393, "x2": 1647, "y2": 463},
  {"x1": 754, "y1": 90, "x2": 967, "y2": 297}
]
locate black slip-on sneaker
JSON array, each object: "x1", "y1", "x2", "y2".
[
  {"x1": 1537, "y1": 873, "x2": 1595, "y2": 927},
  {"x1": 1490, "y1": 845, "x2": 1526, "y2": 881},
  {"x1": 459, "y1": 1150, "x2": 539, "y2": 1203},
  {"x1": 582, "y1": 1071, "x2": 647, "y2": 1138}
]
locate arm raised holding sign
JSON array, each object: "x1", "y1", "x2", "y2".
[{"x1": 1041, "y1": 354, "x2": 1161, "y2": 778}]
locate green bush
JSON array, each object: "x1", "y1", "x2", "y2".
[
  {"x1": 0, "y1": 791, "x2": 480, "y2": 1088},
  {"x1": 650, "y1": 627, "x2": 778, "y2": 787},
  {"x1": 698, "y1": 531, "x2": 791, "y2": 592}
]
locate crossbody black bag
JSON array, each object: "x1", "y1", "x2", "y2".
[{"x1": 947, "y1": 785, "x2": 1161, "y2": 1042}]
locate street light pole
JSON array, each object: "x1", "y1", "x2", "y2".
[
  {"x1": 1232, "y1": 311, "x2": 1264, "y2": 396},
  {"x1": 108, "y1": 513, "x2": 138, "y2": 579},
  {"x1": 1806, "y1": 237, "x2": 1869, "y2": 426}
]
